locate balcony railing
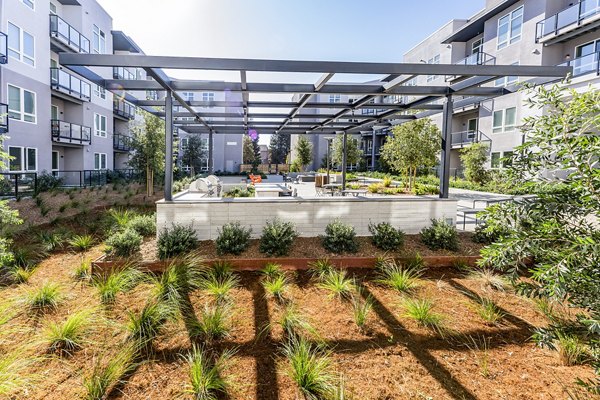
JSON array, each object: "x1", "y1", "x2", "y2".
[
  {"x1": 49, "y1": 14, "x2": 90, "y2": 54},
  {"x1": 454, "y1": 52, "x2": 495, "y2": 66},
  {"x1": 559, "y1": 51, "x2": 600, "y2": 77},
  {"x1": 113, "y1": 134, "x2": 133, "y2": 151},
  {"x1": 536, "y1": 0, "x2": 600, "y2": 41},
  {"x1": 51, "y1": 120, "x2": 92, "y2": 145},
  {"x1": 113, "y1": 66, "x2": 137, "y2": 80},
  {"x1": 50, "y1": 68, "x2": 91, "y2": 101},
  {"x1": 451, "y1": 130, "x2": 491, "y2": 149},
  {"x1": 0, "y1": 32, "x2": 7, "y2": 64},
  {"x1": 0, "y1": 103, "x2": 8, "y2": 134},
  {"x1": 113, "y1": 99, "x2": 136, "y2": 120}
]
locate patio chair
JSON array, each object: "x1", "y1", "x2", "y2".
[
  {"x1": 206, "y1": 175, "x2": 222, "y2": 197},
  {"x1": 249, "y1": 174, "x2": 262, "y2": 184}
]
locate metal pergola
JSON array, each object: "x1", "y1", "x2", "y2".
[{"x1": 58, "y1": 53, "x2": 570, "y2": 201}]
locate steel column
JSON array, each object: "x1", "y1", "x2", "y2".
[
  {"x1": 440, "y1": 94, "x2": 453, "y2": 199},
  {"x1": 342, "y1": 131, "x2": 348, "y2": 191},
  {"x1": 208, "y1": 131, "x2": 214, "y2": 174},
  {"x1": 164, "y1": 90, "x2": 174, "y2": 201},
  {"x1": 371, "y1": 130, "x2": 376, "y2": 171}
]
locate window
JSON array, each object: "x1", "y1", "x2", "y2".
[
  {"x1": 21, "y1": 0, "x2": 34, "y2": 10},
  {"x1": 94, "y1": 85, "x2": 106, "y2": 99},
  {"x1": 495, "y1": 62, "x2": 519, "y2": 86},
  {"x1": 502, "y1": 151, "x2": 514, "y2": 168},
  {"x1": 50, "y1": 2, "x2": 57, "y2": 14},
  {"x1": 491, "y1": 152, "x2": 501, "y2": 168},
  {"x1": 182, "y1": 92, "x2": 194, "y2": 102},
  {"x1": 202, "y1": 92, "x2": 215, "y2": 102},
  {"x1": 329, "y1": 94, "x2": 341, "y2": 103},
  {"x1": 497, "y1": 6, "x2": 523, "y2": 50},
  {"x1": 52, "y1": 151, "x2": 59, "y2": 172},
  {"x1": 492, "y1": 107, "x2": 517, "y2": 133},
  {"x1": 8, "y1": 146, "x2": 36, "y2": 171},
  {"x1": 426, "y1": 54, "x2": 440, "y2": 82},
  {"x1": 51, "y1": 105, "x2": 58, "y2": 120},
  {"x1": 94, "y1": 113, "x2": 107, "y2": 137},
  {"x1": 94, "y1": 153, "x2": 107, "y2": 170},
  {"x1": 362, "y1": 99, "x2": 376, "y2": 115},
  {"x1": 8, "y1": 85, "x2": 36, "y2": 123},
  {"x1": 472, "y1": 38, "x2": 483, "y2": 54},
  {"x1": 201, "y1": 138, "x2": 209, "y2": 151},
  {"x1": 180, "y1": 138, "x2": 189, "y2": 149},
  {"x1": 8, "y1": 23, "x2": 35, "y2": 66},
  {"x1": 93, "y1": 25, "x2": 106, "y2": 54}
]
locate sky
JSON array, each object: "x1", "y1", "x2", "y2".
[{"x1": 97, "y1": 0, "x2": 485, "y2": 143}]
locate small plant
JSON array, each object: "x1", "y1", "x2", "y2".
[
  {"x1": 69, "y1": 235, "x2": 95, "y2": 252},
  {"x1": 376, "y1": 260, "x2": 422, "y2": 294},
  {"x1": 82, "y1": 343, "x2": 138, "y2": 400},
  {"x1": 405, "y1": 252, "x2": 426, "y2": 270},
  {"x1": 126, "y1": 214, "x2": 156, "y2": 237},
  {"x1": 199, "y1": 273, "x2": 239, "y2": 304},
  {"x1": 152, "y1": 257, "x2": 205, "y2": 307},
  {"x1": 420, "y1": 219, "x2": 459, "y2": 251},
  {"x1": 321, "y1": 220, "x2": 359, "y2": 254},
  {"x1": 157, "y1": 224, "x2": 197, "y2": 260},
  {"x1": 283, "y1": 336, "x2": 335, "y2": 400},
  {"x1": 215, "y1": 222, "x2": 252, "y2": 256},
  {"x1": 367, "y1": 183, "x2": 381, "y2": 194},
  {"x1": 469, "y1": 269, "x2": 509, "y2": 292},
  {"x1": 190, "y1": 304, "x2": 231, "y2": 342},
  {"x1": 72, "y1": 258, "x2": 91, "y2": 281},
  {"x1": 402, "y1": 298, "x2": 445, "y2": 332},
  {"x1": 263, "y1": 274, "x2": 289, "y2": 303},
  {"x1": 183, "y1": 345, "x2": 234, "y2": 400},
  {"x1": 44, "y1": 309, "x2": 95, "y2": 354},
  {"x1": 108, "y1": 208, "x2": 136, "y2": 228},
  {"x1": 473, "y1": 297, "x2": 505, "y2": 325},
  {"x1": 352, "y1": 293, "x2": 373, "y2": 331},
  {"x1": 368, "y1": 222, "x2": 405, "y2": 251},
  {"x1": 59, "y1": 204, "x2": 67, "y2": 213},
  {"x1": 382, "y1": 176, "x2": 393, "y2": 187},
  {"x1": 37, "y1": 232, "x2": 64, "y2": 252},
  {"x1": 557, "y1": 333, "x2": 589, "y2": 366},
  {"x1": 92, "y1": 267, "x2": 144, "y2": 305},
  {"x1": 307, "y1": 259, "x2": 334, "y2": 281},
  {"x1": 279, "y1": 305, "x2": 317, "y2": 340},
  {"x1": 0, "y1": 348, "x2": 38, "y2": 397},
  {"x1": 465, "y1": 335, "x2": 492, "y2": 378},
  {"x1": 70, "y1": 200, "x2": 80, "y2": 209},
  {"x1": 126, "y1": 301, "x2": 174, "y2": 351},
  {"x1": 104, "y1": 228, "x2": 142, "y2": 258},
  {"x1": 22, "y1": 282, "x2": 62, "y2": 311},
  {"x1": 317, "y1": 269, "x2": 356, "y2": 301},
  {"x1": 9, "y1": 267, "x2": 34, "y2": 284},
  {"x1": 260, "y1": 262, "x2": 284, "y2": 280},
  {"x1": 259, "y1": 218, "x2": 298, "y2": 256}
]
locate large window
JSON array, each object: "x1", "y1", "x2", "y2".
[
  {"x1": 426, "y1": 54, "x2": 440, "y2": 82},
  {"x1": 94, "y1": 113, "x2": 107, "y2": 137},
  {"x1": 8, "y1": 85, "x2": 36, "y2": 123},
  {"x1": 8, "y1": 22, "x2": 35, "y2": 66},
  {"x1": 8, "y1": 146, "x2": 37, "y2": 171},
  {"x1": 93, "y1": 25, "x2": 106, "y2": 54},
  {"x1": 94, "y1": 153, "x2": 107, "y2": 170},
  {"x1": 497, "y1": 6, "x2": 523, "y2": 50},
  {"x1": 492, "y1": 107, "x2": 517, "y2": 133}
]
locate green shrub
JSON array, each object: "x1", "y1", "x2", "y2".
[
  {"x1": 126, "y1": 214, "x2": 156, "y2": 237},
  {"x1": 157, "y1": 225, "x2": 197, "y2": 260},
  {"x1": 367, "y1": 183, "x2": 381, "y2": 194},
  {"x1": 321, "y1": 220, "x2": 358, "y2": 254},
  {"x1": 472, "y1": 222, "x2": 510, "y2": 245},
  {"x1": 368, "y1": 222, "x2": 404, "y2": 251},
  {"x1": 36, "y1": 172, "x2": 64, "y2": 193},
  {"x1": 414, "y1": 183, "x2": 439, "y2": 195},
  {"x1": 215, "y1": 222, "x2": 251, "y2": 256},
  {"x1": 68, "y1": 235, "x2": 95, "y2": 252},
  {"x1": 259, "y1": 219, "x2": 298, "y2": 257},
  {"x1": 105, "y1": 229, "x2": 142, "y2": 258},
  {"x1": 420, "y1": 219, "x2": 459, "y2": 251}
]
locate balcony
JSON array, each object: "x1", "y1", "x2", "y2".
[
  {"x1": 0, "y1": 103, "x2": 9, "y2": 133},
  {"x1": 536, "y1": 0, "x2": 600, "y2": 44},
  {"x1": 113, "y1": 134, "x2": 133, "y2": 152},
  {"x1": 113, "y1": 66, "x2": 137, "y2": 80},
  {"x1": 0, "y1": 32, "x2": 7, "y2": 64},
  {"x1": 113, "y1": 98, "x2": 136, "y2": 120},
  {"x1": 559, "y1": 51, "x2": 600, "y2": 77},
  {"x1": 446, "y1": 52, "x2": 495, "y2": 82},
  {"x1": 49, "y1": 14, "x2": 90, "y2": 54},
  {"x1": 51, "y1": 120, "x2": 92, "y2": 146},
  {"x1": 451, "y1": 130, "x2": 491, "y2": 149},
  {"x1": 50, "y1": 68, "x2": 91, "y2": 102}
]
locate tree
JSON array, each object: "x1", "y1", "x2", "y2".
[
  {"x1": 294, "y1": 136, "x2": 313, "y2": 172},
  {"x1": 0, "y1": 134, "x2": 23, "y2": 268},
  {"x1": 269, "y1": 133, "x2": 290, "y2": 164},
  {"x1": 128, "y1": 111, "x2": 165, "y2": 196},
  {"x1": 460, "y1": 142, "x2": 490, "y2": 185},
  {"x1": 242, "y1": 135, "x2": 261, "y2": 169},
  {"x1": 331, "y1": 135, "x2": 361, "y2": 169},
  {"x1": 479, "y1": 82, "x2": 600, "y2": 390},
  {"x1": 182, "y1": 135, "x2": 207, "y2": 176},
  {"x1": 380, "y1": 119, "x2": 440, "y2": 191}
]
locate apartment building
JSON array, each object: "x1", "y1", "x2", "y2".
[{"x1": 378, "y1": 0, "x2": 600, "y2": 172}]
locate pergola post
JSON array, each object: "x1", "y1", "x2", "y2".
[
  {"x1": 208, "y1": 131, "x2": 214, "y2": 174},
  {"x1": 164, "y1": 90, "x2": 174, "y2": 201},
  {"x1": 342, "y1": 131, "x2": 348, "y2": 191},
  {"x1": 371, "y1": 129, "x2": 376, "y2": 171},
  {"x1": 439, "y1": 94, "x2": 453, "y2": 199}
]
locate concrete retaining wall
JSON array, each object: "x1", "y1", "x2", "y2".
[{"x1": 156, "y1": 194, "x2": 458, "y2": 240}]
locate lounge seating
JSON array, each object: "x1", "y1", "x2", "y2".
[
  {"x1": 189, "y1": 178, "x2": 214, "y2": 196},
  {"x1": 249, "y1": 174, "x2": 262, "y2": 184},
  {"x1": 205, "y1": 175, "x2": 222, "y2": 197}
]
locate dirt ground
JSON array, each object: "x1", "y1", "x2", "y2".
[{"x1": 1, "y1": 244, "x2": 597, "y2": 400}]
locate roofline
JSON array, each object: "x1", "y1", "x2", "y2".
[
  {"x1": 403, "y1": 19, "x2": 468, "y2": 57},
  {"x1": 111, "y1": 30, "x2": 145, "y2": 54}
]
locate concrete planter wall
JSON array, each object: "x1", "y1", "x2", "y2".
[{"x1": 156, "y1": 195, "x2": 457, "y2": 240}]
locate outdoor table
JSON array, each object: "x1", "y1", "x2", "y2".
[
  {"x1": 254, "y1": 184, "x2": 292, "y2": 198},
  {"x1": 322, "y1": 183, "x2": 342, "y2": 196}
]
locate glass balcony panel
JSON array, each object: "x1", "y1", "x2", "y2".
[
  {"x1": 49, "y1": 15, "x2": 90, "y2": 54},
  {"x1": 556, "y1": 5, "x2": 580, "y2": 30}
]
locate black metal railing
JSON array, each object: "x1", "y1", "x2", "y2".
[
  {"x1": 451, "y1": 130, "x2": 491, "y2": 148},
  {"x1": 51, "y1": 170, "x2": 107, "y2": 187},
  {"x1": 536, "y1": 0, "x2": 600, "y2": 41},
  {"x1": 0, "y1": 32, "x2": 7, "y2": 64},
  {"x1": 113, "y1": 66, "x2": 137, "y2": 80},
  {"x1": 0, "y1": 173, "x2": 37, "y2": 198},
  {"x1": 50, "y1": 68, "x2": 91, "y2": 101},
  {"x1": 113, "y1": 134, "x2": 133, "y2": 151},
  {"x1": 559, "y1": 51, "x2": 600, "y2": 77},
  {"x1": 113, "y1": 98, "x2": 136, "y2": 119},
  {"x1": 0, "y1": 103, "x2": 8, "y2": 134},
  {"x1": 51, "y1": 120, "x2": 92, "y2": 145},
  {"x1": 49, "y1": 14, "x2": 90, "y2": 53},
  {"x1": 108, "y1": 169, "x2": 143, "y2": 183}
]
